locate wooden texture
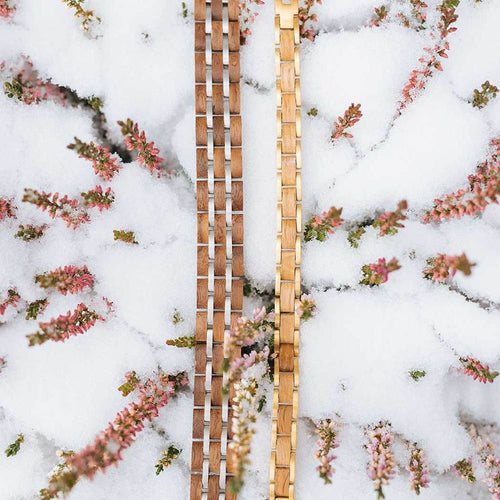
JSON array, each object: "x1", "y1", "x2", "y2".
[
  {"x1": 191, "y1": 0, "x2": 243, "y2": 498},
  {"x1": 270, "y1": 1, "x2": 301, "y2": 499}
]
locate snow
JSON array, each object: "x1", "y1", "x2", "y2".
[{"x1": 1, "y1": 0, "x2": 499, "y2": 498}]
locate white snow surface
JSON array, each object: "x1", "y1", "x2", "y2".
[{"x1": 1, "y1": 0, "x2": 499, "y2": 498}]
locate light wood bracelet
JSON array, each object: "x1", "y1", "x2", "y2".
[
  {"x1": 270, "y1": 1, "x2": 302, "y2": 499},
  {"x1": 191, "y1": 0, "x2": 243, "y2": 498}
]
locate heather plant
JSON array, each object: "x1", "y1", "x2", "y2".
[
  {"x1": 4, "y1": 434, "x2": 24, "y2": 457},
  {"x1": 35, "y1": 265, "x2": 94, "y2": 295},
  {"x1": 361, "y1": 258, "x2": 401, "y2": 286},
  {"x1": 23, "y1": 189, "x2": 89, "y2": 229},
  {"x1": 453, "y1": 458, "x2": 476, "y2": 483},
  {"x1": 0, "y1": 289, "x2": 20, "y2": 315},
  {"x1": 113, "y1": 230, "x2": 138, "y2": 244},
  {"x1": 117, "y1": 119, "x2": 164, "y2": 176},
  {"x1": 223, "y1": 307, "x2": 274, "y2": 374},
  {"x1": 118, "y1": 371, "x2": 141, "y2": 396},
  {"x1": 314, "y1": 418, "x2": 340, "y2": 484},
  {"x1": 2, "y1": 59, "x2": 66, "y2": 106},
  {"x1": 0, "y1": 197, "x2": 15, "y2": 220},
  {"x1": 471, "y1": 81, "x2": 498, "y2": 109},
  {"x1": 81, "y1": 186, "x2": 114, "y2": 211},
  {"x1": 166, "y1": 335, "x2": 196, "y2": 348},
  {"x1": 460, "y1": 357, "x2": 499, "y2": 384},
  {"x1": 299, "y1": 0, "x2": 322, "y2": 41},
  {"x1": 239, "y1": 0, "x2": 265, "y2": 45},
  {"x1": 397, "y1": 0, "x2": 428, "y2": 30},
  {"x1": 26, "y1": 303, "x2": 104, "y2": 346},
  {"x1": 365, "y1": 422, "x2": 397, "y2": 499},
  {"x1": 424, "y1": 138, "x2": 500, "y2": 222},
  {"x1": 370, "y1": 5, "x2": 389, "y2": 27},
  {"x1": 61, "y1": 0, "x2": 101, "y2": 33},
  {"x1": 347, "y1": 226, "x2": 367, "y2": 248},
  {"x1": 304, "y1": 206, "x2": 344, "y2": 242},
  {"x1": 40, "y1": 371, "x2": 188, "y2": 499},
  {"x1": 331, "y1": 103, "x2": 362, "y2": 140},
  {"x1": 469, "y1": 425, "x2": 500, "y2": 499},
  {"x1": 423, "y1": 253, "x2": 475, "y2": 281},
  {"x1": 0, "y1": 356, "x2": 6, "y2": 373},
  {"x1": 409, "y1": 370, "x2": 426, "y2": 382},
  {"x1": 155, "y1": 446, "x2": 181, "y2": 475},
  {"x1": 227, "y1": 376, "x2": 260, "y2": 494},
  {"x1": 373, "y1": 200, "x2": 408, "y2": 236},
  {"x1": 15, "y1": 224, "x2": 47, "y2": 241},
  {"x1": 399, "y1": 0, "x2": 460, "y2": 109},
  {"x1": 407, "y1": 444, "x2": 430, "y2": 494},
  {"x1": 0, "y1": 0, "x2": 15, "y2": 18},
  {"x1": 25, "y1": 298, "x2": 49, "y2": 320},
  {"x1": 67, "y1": 138, "x2": 121, "y2": 181},
  {"x1": 296, "y1": 293, "x2": 317, "y2": 321},
  {"x1": 171, "y1": 309, "x2": 184, "y2": 324}
]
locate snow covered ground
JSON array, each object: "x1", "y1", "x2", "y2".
[{"x1": 1, "y1": 0, "x2": 500, "y2": 498}]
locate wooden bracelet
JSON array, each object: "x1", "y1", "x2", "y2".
[
  {"x1": 270, "y1": 1, "x2": 302, "y2": 499},
  {"x1": 191, "y1": 0, "x2": 243, "y2": 498}
]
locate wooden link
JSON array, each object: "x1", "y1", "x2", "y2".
[
  {"x1": 191, "y1": 0, "x2": 243, "y2": 498},
  {"x1": 271, "y1": 1, "x2": 301, "y2": 499}
]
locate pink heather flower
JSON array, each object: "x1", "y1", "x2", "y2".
[
  {"x1": 0, "y1": 0, "x2": 15, "y2": 18},
  {"x1": 68, "y1": 138, "x2": 122, "y2": 181},
  {"x1": 81, "y1": 186, "x2": 114, "y2": 211},
  {"x1": 305, "y1": 206, "x2": 344, "y2": 242},
  {"x1": 298, "y1": 0, "x2": 322, "y2": 41},
  {"x1": 424, "y1": 138, "x2": 500, "y2": 223},
  {"x1": 118, "y1": 371, "x2": 141, "y2": 397},
  {"x1": 39, "y1": 371, "x2": 188, "y2": 499},
  {"x1": 314, "y1": 418, "x2": 340, "y2": 484},
  {"x1": 399, "y1": 0, "x2": 459, "y2": 110},
  {"x1": 423, "y1": 253, "x2": 475, "y2": 281},
  {"x1": 227, "y1": 347, "x2": 270, "y2": 388},
  {"x1": 26, "y1": 303, "x2": 104, "y2": 346},
  {"x1": 0, "y1": 289, "x2": 20, "y2": 316},
  {"x1": 373, "y1": 200, "x2": 408, "y2": 237},
  {"x1": 407, "y1": 444, "x2": 430, "y2": 495},
  {"x1": 331, "y1": 103, "x2": 362, "y2": 140},
  {"x1": 0, "y1": 198, "x2": 15, "y2": 220},
  {"x1": 22, "y1": 188, "x2": 89, "y2": 229},
  {"x1": 35, "y1": 265, "x2": 94, "y2": 295},
  {"x1": 117, "y1": 119, "x2": 164, "y2": 177},
  {"x1": 239, "y1": 0, "x2": 265, "y2": 45},
  {"x1": 365, "y1": 423, "x2": 397, "y2": 499},
  {"x1": 3, "y1": 58, "x2": 66, "y2": 105},
  {"x1": 459, "y1": 357, "x2": 499, "y2": 384},
  {"x1": 296, "y1": 293, "x2": 317, "y2": 321},
  {"x1": 484, "y1": 454, "x2": 500, "y2": 500},
  {"x1": 0, "y1": 356, "x2": 6, "y2": 373},
  {"x1": 224, "y1": 306, "x2": 274, "y2": 366},
  {"x1": 361, "y1": 257, "x2": 401, "y2": 286}
]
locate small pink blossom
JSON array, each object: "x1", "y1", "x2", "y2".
[
  {"x1": 40, "y1": 371, "x2": 187, "y2": 499},
  {"x1": 423, "y1": 253, "x2": 475, "y2": 281},
  {"x1": 0, "y1": 0, "x2": 15, "y2": 18},
  {"x1": 365, "y1": 423, "x2": 397, "y2": 499},
  {"x1": 373, "y1": 200, "x2": 408, "y2": 237},
  {"x1": 68, "y1": 138, "x2": 121, "y2": 181},
  {"x1": 407, "y1": 444, "x2": 430, "y2": 494},
  {"x1": 81, "y1": 186, "x2": 114, "y2": 211},
  {"x1": 0, "y1": 289, "x2": 20, "y2": 316},
  {"x1": 459, "y1": 357, "x2": 499, "y2": 384},
  {"x1": 331, "y1": 103, "x2": 362, "y2": 140},
  {"x1": 23, "y1": 188, "x2": 89, "y2": 229},
  {"x1": 26, "y1": 303, "x2": 104, "y2": 346},
  {"x1": 35, "y1": 265, "x2": 94, "y2": 295},
  {"x1": 298, "y1": 0, "x2": 322, "y2": 41},
  {"x1": 0, "y1": 198, "x2": 15, "y2": 220},
  {"x1": 117, "y1": 119, "x2": 164, "y2": 177},
  {"x1": 362, "y1": 257, "x2": 400, "y2": 286},
  {"x1": 296, "y1": 293, "x2": 317, "y2": 321},
  {"x1": 305, "y1": 206, "x2": 344, "y2": 242},
  {"x1": 315, "y1": 418, "x2": 340, "y2": 484}
]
